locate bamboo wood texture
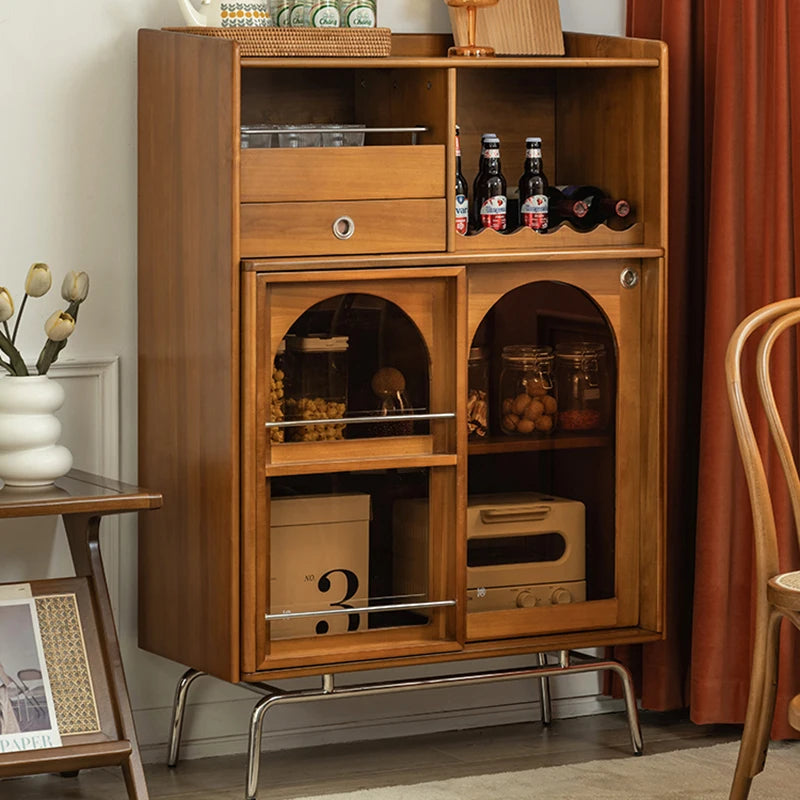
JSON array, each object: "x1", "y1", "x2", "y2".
[
  {"x1": 137, "y1": 30, "x2": 667, "y2": 684},
  {"x1": 447, "y1": 0, "x2": 564, "y2": 56},
  {"x1": 725, "y1": 299, "x2": 800, "y2": 800},
  {"x1": 240, "y1": 146, "x2": 445, "y2": 203},
  {"x1": 240, "y1": 199, "x2": 446, "y2": 258},
  {"x1": 137, "y1": 29, "x2": 241, "y2": 683}
]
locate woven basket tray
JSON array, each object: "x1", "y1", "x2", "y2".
[{"x1": 165, "y1": 26, "x2": 392, "y2": 57}]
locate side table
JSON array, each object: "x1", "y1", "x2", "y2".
[{"x1": 0, "y1": 469, "x2": 162, "y2": 799}]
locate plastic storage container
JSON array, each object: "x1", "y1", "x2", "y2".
[
  {"x1": 499, "y1": 345, "x2": 557, "y2": 435},
  {"x1": 554, "y1": 342, "x2": 610, "y2": 431},
  {"x1": 467, "y1": 346, "x2": 489, "y2": 439},
  {"x1": 285, "y1": 335, "x2": 349, "y2": 441}
]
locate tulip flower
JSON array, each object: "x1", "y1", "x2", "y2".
[
  {"x1": 24, "y1": 263, "x2": 52, "y2": 298},
  {"x1": 61, "y1": 271, "x2": 89, "y2": 303},
  {"x1": 44, "y1": 311, "x2": 76, "y2": 342},
  {"x1": 0, "y1": 289, "x2": 13, "y2": 323}
]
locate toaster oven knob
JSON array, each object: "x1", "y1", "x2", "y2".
[
  {"x1": 516, "y1": 590, "x2": 538, "y2": 608},
  {"x1": 551, "y1": 587, "x2": 573, "y2": 605}
]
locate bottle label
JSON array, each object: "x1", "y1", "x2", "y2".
[
  {"x1": 309, "y1": 1, "x2": 339, "y2": 27},
  {"x1": 480, "y1": 195, "x2": 507, "y2": 231},
  {"x1": 484, "y1": 147, "x2": 500, "y2": 159},
  {"x1": 526, "y1": 147, "x2": 542, "y2": 159},
  {"x1": 342, "y1": 1, "x2": 376, "y2": 27},
  {"x1": 455, "y1": 194, "x2": 469, "y2": 235},
  {"x1": 456, "y1": 134, "x2": 462, "y2": 158},
  {"x1": 521, "y1": 195, "x2": 549, "y2": 230}
]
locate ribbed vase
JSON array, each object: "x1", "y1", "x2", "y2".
[{"x1": 0, "y1": 375, "x2": 73, "y2": 486}]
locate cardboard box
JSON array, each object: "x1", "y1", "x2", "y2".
[{"x1": 269, "y1": 493, "x2": 370, "y2": 640}]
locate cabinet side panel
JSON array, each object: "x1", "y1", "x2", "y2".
[{"x1": 137, "y1": 30, "x2": 240, "y2": 682}]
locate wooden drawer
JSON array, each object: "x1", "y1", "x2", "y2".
[
  {"x1": 240, "y1": 198, "x2": 446, "y2": 258},
  {"x1": 240, "y1": 145, "x2": 445, "y2": 203}
]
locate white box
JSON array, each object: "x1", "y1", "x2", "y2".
[{"x1": 269, "y1": 493, "x2": 370, "y2": 640}]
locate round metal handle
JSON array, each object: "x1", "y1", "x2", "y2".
[
  {"x1": 620, "y1": 268, "x2": 639, "y2": 289},
  {"x1": 332, "y1": 216, "x2": 355, "y2": 241}
]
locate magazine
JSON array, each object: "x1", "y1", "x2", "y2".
[{"x1": 0, "y1": 595, "x2": 61, "y2": 752}]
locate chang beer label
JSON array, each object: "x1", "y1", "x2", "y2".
[
  {"x1": 290, "y1": 0, "x2": 308, "y2": 26},
  {"x1": 272, "y1": 0, "x2": 292, "y2": 26},
  {"x1": 521, "y1": 194, "x2": 548, "y2": 230},
  {"x1": 340, "y1": 0, "x2": 376, "y2": 27},
  {"x1": 309, "y1": 0, "x2": 340, "y2": 26},
  {"x1": 455, "y1": 194, "x2": 469, "y2": 235},
  {"x1": 480, "y1": 195, "x2": 507, "y2": 231}
]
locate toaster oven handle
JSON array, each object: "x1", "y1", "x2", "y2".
[{"x1": 479, "y1": 505, "x2": 552, "y2": 524}]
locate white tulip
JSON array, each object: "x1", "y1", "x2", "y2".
[
  {"x1": 61, "y1": 271, "x2": 89, "y2": 303},
  {"x1": 0, "y1": 289, "x2": 14, "y2": 323},
  {"x1": 24, "y1": 263, "x2": 52, "y2": 298},
  {"x1": 44, "y1": 311, "x2": 75, "y2": 342}
]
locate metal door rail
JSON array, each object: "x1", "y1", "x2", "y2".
[{"x1": 166, "y1": 650, "x2": 643, "y2": 800}]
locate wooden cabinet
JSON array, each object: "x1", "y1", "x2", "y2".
[{"x1": 138, "y1": 30, "x2": 666, "y2": 686}]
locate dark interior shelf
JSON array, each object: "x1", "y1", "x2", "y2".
[{"x1": 468, "y1": 432, "x2": 611, "y2": 456}]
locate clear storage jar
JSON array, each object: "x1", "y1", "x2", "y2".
[
  {"x1": 270, "y1": 340, "x2": 286, "y2": 443},
  {"x1": 467, "y1": 346, "x2": 489, "y2": 439},
  {"x1": 554, "y1": 342, "x2": 610, "y2": 432},
  {"x1": 285, "y1": 335, "x2": 348, "y2": 441},
  {"x1": 499, "y1": 345, "x2": 556, "y2": 435}
]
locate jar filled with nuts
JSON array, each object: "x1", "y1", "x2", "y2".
[
  {"x1": 285, "y1": 335, "x2": 349, "y2": 442},
  {"x1": 554, "y1": 342, "x2": 609, "y2": 432},
  {"x1": 499, "y1": 345, "x2": 557, "y2": 435},
  {"x1": 270, "y1": 339, "x2": 287, "y2": 443},
  {"x1": 467, "y1": 346, "x2": 489, "y2": 439}
]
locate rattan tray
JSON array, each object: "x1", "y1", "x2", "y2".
[{"x1": 165, "y1": 26, "x2": 392, "y2": 57}]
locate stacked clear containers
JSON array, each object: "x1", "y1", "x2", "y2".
[
  {"x1": 499, "y1": 345, "x2": 557, "y2": 435},
  {"x1": 554, "y1": 342, "x2": 610, "y2": 431},
  {"x1": 467, "y1": 347, "x2": 489, "y2": 439},
  {"x1": 285, "y1": 336, "x2": 349, "y2": 441}
]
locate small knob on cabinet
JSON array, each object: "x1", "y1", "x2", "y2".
[
  {"x1": 516, "y1": 590, "x2": 538, "y2": 608},
  {"x1": 551, "y1": 587, "x2": 573, "y2": 605}
]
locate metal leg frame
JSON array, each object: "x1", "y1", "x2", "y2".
[{"x1": 167, "y1": 653, "x2": 642, "y2": 800}]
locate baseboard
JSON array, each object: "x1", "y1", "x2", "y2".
[{"x1": 137, "y1": 692, "x2": 625, "y2": 763}]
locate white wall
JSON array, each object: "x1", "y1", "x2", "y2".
[{"x1": 0, "y1": 0, "x2": 625, "y2": 764}]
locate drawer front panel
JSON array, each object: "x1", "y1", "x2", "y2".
[
  {"x1": 240, "y1": 199, "x2": 446, "y2": 258},
  {"x1": 240, "y1": 145, "x2": 445, "y2": 203}
]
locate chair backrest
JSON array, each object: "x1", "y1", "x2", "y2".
[
  {"x1": 16, "y1": 669, "x2": 42, "y2": 683},
  {"x1": 725, "y1": 297, "x2": 800, "y2": 581}
]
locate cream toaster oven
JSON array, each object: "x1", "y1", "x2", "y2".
[{"x1": 467, "y1": 493, "x2": 586, "y2": 611}]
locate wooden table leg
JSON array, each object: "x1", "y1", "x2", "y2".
[{"x1": 64, "y1": 512, "x2": 149, "y2": 800}]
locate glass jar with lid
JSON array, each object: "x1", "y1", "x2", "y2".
[
  {"x1": 467, "y1": 346, "x2": 490, "y2": 439},
  {"x1": 554, "y1": 341, "x2": 610, "y2": 432},
  {"x1": 270, "y1": 339, "x2": 287, "y2": 443},
  {"x1": 499, "y1": 345, "x2": 557, "y2": 435},
  {"x1": 285, "y1": 335, "x2": 349, "y2": 441}
]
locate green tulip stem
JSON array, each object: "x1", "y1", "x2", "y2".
[
  {"x1": 0, "y1": 330, "x2": 28, "y2": 376},
  {"x1": 0, "y1": 357, "x2": 14, "y2": 375},
  {"x1": 10, "y1": 294, "x2": 28, "y2": 345}
]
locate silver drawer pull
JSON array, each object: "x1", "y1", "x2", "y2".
[{"x1": 333, "y1": 215, "x2": 355, "y2": 240}]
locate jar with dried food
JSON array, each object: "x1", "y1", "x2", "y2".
[
  {"x1": 467, "y1": 346, "x2": 489, "y2": 438},
  {"x1": 499, "y1": 345, "x2": 557, "y2": 435},
  {"x1": 554, "y1": 341, "x2": 609, "y2": 431},
  {"x1": 270, "y1": 339, "x2": 286, "y2": 443},
  {"x1": 285, "y1": 335, "x2": 348, "y2": 441}
]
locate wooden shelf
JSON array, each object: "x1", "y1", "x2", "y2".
[{"x1": 468, "y1": 432, "x2": 611, "y2": 455}]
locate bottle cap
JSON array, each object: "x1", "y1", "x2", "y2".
[
  {"x1": 527, "y1": 137, "x2": 542, "y2": 146},
  {"x1": 481, "y1": 132, "x2": 498, "y2": 140}
]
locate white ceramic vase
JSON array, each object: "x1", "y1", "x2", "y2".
[{"x1": 0, "y1": 375, "x2": 73, "y2": 487}]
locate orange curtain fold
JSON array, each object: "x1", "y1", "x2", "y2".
[{"x1": 626, "y1": 0, "x2": 800, "y2": 738}]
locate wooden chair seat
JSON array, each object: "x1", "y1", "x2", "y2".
[
  {"x1": 767, "y1": 573, "x2": 800, "y2": 611},
  {"x1": 788, "y1": 694, "x2": 800, "y2": 732}
]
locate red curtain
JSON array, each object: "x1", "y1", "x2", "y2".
[{"x1": 626, "y1": 0, "x2": 800, "y2": 738}]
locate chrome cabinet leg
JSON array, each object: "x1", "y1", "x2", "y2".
[
  {"x1": 537, "y1": 652, "x2": 552, "y2": 726},
  {"x1": 167, "y1": 668, "x2": 206, "y2": 768},
  {"x1": 245, "y1": 692, "x2": 284, "y2": 800},
  {"x1": 607, "y1": 661, "x2": 643, "y2": 755}
]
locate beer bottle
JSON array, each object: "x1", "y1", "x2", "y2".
[
  {"x1": 545, "y1": 186, "x2": 590, "y2": 229},
  {"x1": 558, "y1": 185, "x2": 633, "y2": 231},
  {"x1": 455, "y1": 126, "x2": 469, "y2": 236},
  {"x1": 473, "y1": 136, "x2": 507, "y2": 232},
  {"x1": 518, "y1": 137, "x2": 549, "y2": 232}
]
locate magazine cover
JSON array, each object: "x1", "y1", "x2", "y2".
[{"x1": 0, "y1": 596, "x2": 61, "y2": 752}]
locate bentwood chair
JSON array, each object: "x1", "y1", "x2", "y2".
[{"x1": 726, "y1": 298, "x2": 800, "y2": 799}]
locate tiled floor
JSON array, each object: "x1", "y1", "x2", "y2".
[{"x1": 0, "y1": 711, "x2": 740, "y2": 800}]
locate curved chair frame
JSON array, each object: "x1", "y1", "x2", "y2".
[{"x1": 726, "y1": 297, "x2": 800, "y2": 799}]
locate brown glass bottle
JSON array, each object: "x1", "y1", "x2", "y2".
[
  {"x1": 518, "y1": 137, "x2": 549, "y2": 231},
  {"x1": 545, "y1": 186, "x2": 589, "y2": 229},
  {"x1": 455, "y1": 126, "x2": 469, "y2": 235},
  {"x1": 472, "y1": 136, "x2": 507, "y2": 232}
]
